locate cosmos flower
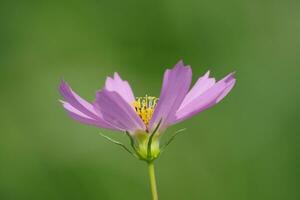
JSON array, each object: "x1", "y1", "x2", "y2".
[{"x1": 59, "y1": 60, "x2": 235, "y2": 161}]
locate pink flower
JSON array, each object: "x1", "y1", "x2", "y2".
[{"x1": 59, "y1": 60, "x2": 236, "y2": 160}]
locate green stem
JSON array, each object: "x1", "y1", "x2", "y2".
[{"x1": 148, "y1": 162, "x2": 158, "y2": 200}]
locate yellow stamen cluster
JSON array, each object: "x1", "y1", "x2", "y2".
[{"x1": 133, "y1": 95, "x2": 158, "y2": 127}]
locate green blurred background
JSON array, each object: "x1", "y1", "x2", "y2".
[{"x1": 0, "y1": 0, "x2": 299, "y2": 199}]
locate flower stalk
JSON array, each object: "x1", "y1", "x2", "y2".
[{"x1": 148, "y1": 162, "x2": 158, "y2": 200}]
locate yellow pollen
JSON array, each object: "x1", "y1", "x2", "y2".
[{"x1": 133, "y1": 95, "x2": 158, "y2": 127}]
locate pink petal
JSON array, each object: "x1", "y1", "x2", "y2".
[
  {"x1": 179, "y1": 71, "x2": 216, "y2": 109},
  {"x1": 149, "y1": 60, "x2": 192, "y2": 132},
  {"x1": 60, "y1": 101, "x2": 118, "y2": 130},
  {"x1": 59, "y1": 80, "x2": 119, "y2": 130},
  {"x1": 94, "y1": 89, "x2": 146, "y2": 134},
  {"x1": 171, "y1": 73, "x2": 236, "y2": 124},
  {"x1": 105, "y1": 72, "x2": 135, "y2": 104}
]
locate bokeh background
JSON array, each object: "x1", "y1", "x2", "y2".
[{"x1": 0, "y1": 0, "x2": 299, "y2": 200}]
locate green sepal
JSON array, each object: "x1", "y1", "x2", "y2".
[
  {"x1": 160, "y1": 128, "x2": 186, "y2": 152},
  {"x1": 125, "y1": 131, "x2": 144, "y2": 160},
  {"x1": 99, "y1": 132, "x2": 138, "y2": 159},
  {"x1": 147, "y1": 119, "x2": 162, "y2": 160}
]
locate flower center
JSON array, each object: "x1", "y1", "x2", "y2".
[{"x1": 133, "y1": 95, "x2": 158, "y2": 127}]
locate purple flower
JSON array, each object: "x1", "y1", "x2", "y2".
[{"x1": 59, "y1": 60, "x2": 235, "y2": 160}]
